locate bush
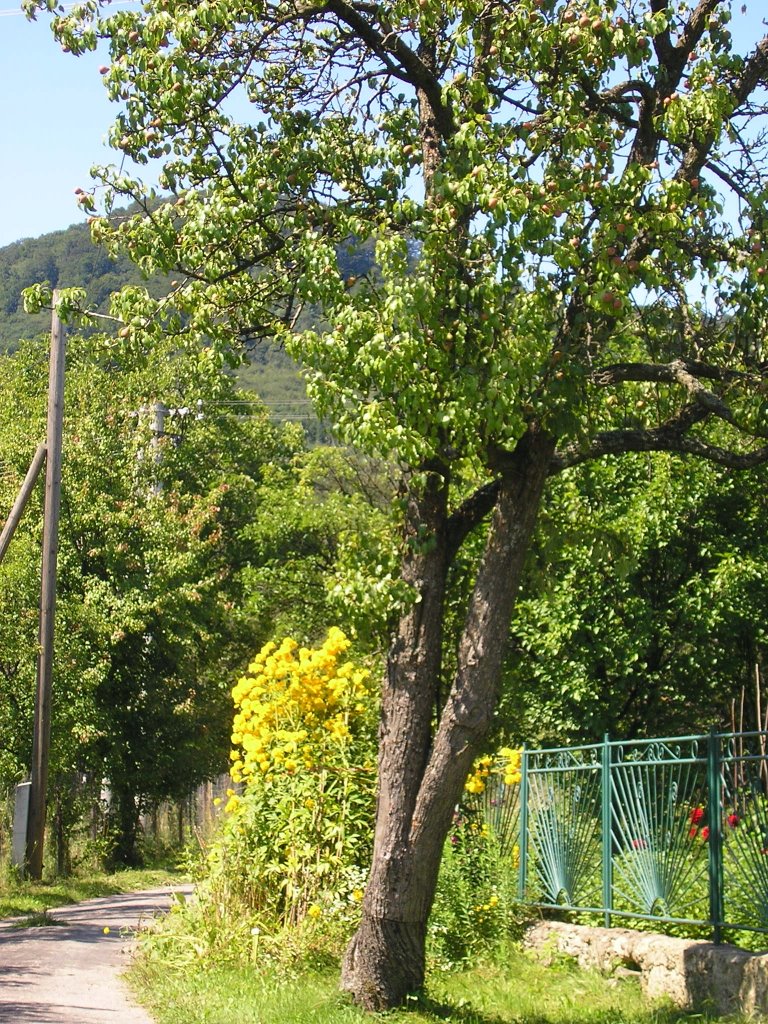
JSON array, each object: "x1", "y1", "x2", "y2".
[
  {"x1": 428, "y1": 748, "x2": 530, "y2": 969},
  {"x1": 140, "y1": 629, "x2": 378, "y2": 967},
  {"x1": 137, "y1": 662, "x2": 534, "y2": 973}
]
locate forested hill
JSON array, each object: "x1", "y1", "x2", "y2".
[
  {"x1": 0, "y1": 217, "x2": 374, "y2": 430},
  {"x1": 0, "y1": 218, "x2": 173, "y2": 351}
]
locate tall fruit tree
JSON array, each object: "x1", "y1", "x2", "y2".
[{"x1": 28, "y1": 0, "x2": 768, "y2": 1007}]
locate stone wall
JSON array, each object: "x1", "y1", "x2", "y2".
[{"x1": 524, "y1": 920, "x2": 768, "y2": 1016}]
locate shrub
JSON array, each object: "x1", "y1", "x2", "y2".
[
  {"x1": 428, "y1": 748, "x2": 529, "y2": 969},
  {"x1": 145, "y1": 629, "x2": 378, "y2": 966}
]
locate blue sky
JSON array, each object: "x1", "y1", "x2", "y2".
[
  {"x1": 0, "y1": 2, "x2": 765, "y2": 250},
  {"x1": 0, "y1": 4, "x2": 125, "y2": 248}
]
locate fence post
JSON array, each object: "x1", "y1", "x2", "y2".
[
  {"x1": 707, "y1": 728, "x2": 724, "y2": 944},
  {"x1": 518, "y1": 745, "x2": 529, "y2": 902},
  {"x1": 602, "y1": 733, "x2": 612, "y2": 928}
]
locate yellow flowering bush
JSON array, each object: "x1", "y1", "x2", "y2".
[
  {"x1": 230, "y1": 628, "x2": 371, "y2": 783},
  {"x1": 465, "y1": 746, "x2": 522, "y2": 794},
  {"x1": 194, "y1": 628, "x2": 378, "y2": 953},
  {"x1": 428, "y1": 743, "x2": 526, "y2": 967}
]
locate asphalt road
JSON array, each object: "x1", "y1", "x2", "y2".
[{"x1": 0, "y1": 885, "x2": 191, "y2": 1023}]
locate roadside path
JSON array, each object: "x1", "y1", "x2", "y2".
[{"x1": 0, "y1": 884, "x2": 192, "y2": 1023}]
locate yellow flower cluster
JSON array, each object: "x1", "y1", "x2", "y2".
[
  {"x1": 472, "y1": 892, "x2": 501, "y2": 926},
  {"x1": 464, "y1": 746, "x2": 523, "y2": 794},
  {"x1": 229, "y1": 628, "x2": 371, "y2": 786},
  {"x1": 465, "y1": 755, "x2": 493, "y2": 794},
  {"x1": 474, "y1": 893, "x2": 500, "y2": 914},
  {"x1": 499, "y1": 746, "x2": 523, "y2": 786}
]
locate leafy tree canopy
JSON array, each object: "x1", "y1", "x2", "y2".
[
  {"x1": 502, "y1": 452, "x2": 768, "y2": 744},
  {"x1": 24, "y1": 0, "x2": 768, "y2": 475},
  {"x1": 0, "y1": 331, "x2": 301, "y2": 865}
]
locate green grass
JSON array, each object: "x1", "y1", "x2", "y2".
[
  {"x1": 0, "y1": 866, "x2": 183, "y2": 920},
  {"x1": 127, "y1": 950, "x2": 739, "y2": 1024}
]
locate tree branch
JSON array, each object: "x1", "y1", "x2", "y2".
[
  {"x1": 590, "y1": 357, "x2": 763, "y2": 426},
  {"x1": 733, "y1": 34, "x2": 768, "y2": 109},
  {"x1": 677, "y1": 33, "x2": 768, "y2": 181},
  {"x1": 631, "y1": 0, "x2": 721, "y2": 167},
  {"x1": 552, "y1": 427, "x2": 768, "y2": 473},
  {"x1": 445, "y1": 479, "x2": 500, "y2": 561},
  {"x1": 677, "y1": 0, "x2": 723, "y2": 63},
  {"x1": 319, "y1": 0, "x2": 454, "y2": 137},
  {"x1": 592, "y1": 358, "x2": 758, "y2": 386}
]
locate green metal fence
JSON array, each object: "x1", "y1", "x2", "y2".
[{"x1": 474, "y1": 731, "x2": 768, "y2": 942}]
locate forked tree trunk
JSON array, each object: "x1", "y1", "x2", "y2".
[{"x1": 342, "y1": 427, "x2": 554, "y2": 1009}]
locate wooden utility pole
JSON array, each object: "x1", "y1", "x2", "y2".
[
  {"x1": 0, "y1": 443, "x2": 47, "y2": 564},
  {"x1": 26, "y1": 299, "x2": 66, "y2": 879}
]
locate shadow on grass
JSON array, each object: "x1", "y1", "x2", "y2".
[
  {"x1": 0, "y1": 884, "x2": 111, "y2": 921},
  {"x1": 0, "y1": 866, "x2": 184, "y2": 922},
  {"x1": 405, "y1": 994, "x2": 511, "y2": 1024},
  {"x1": 407, "y1": 993, "x2": 713, "y2": 1024}
]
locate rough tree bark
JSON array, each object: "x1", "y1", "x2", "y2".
[{"x1": 342, "y1": 426, "x2": 555, "y2": 1008}]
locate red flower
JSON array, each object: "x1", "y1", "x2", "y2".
[
  {"x1": 727, "y1": 813, "x2": 740, "y2": 828},
  {"x1": 632, "y1": 838, "x2": 647, "y2": 850},
  {"x1": 690, "y1": 806, "x2": 705, "y2": 825},
  {"x1": 700, "y1": 826, "x2": 710, "y2": 841},
  {"x1": 688, "y1": 826, "x2": 698, "y2": 839}
]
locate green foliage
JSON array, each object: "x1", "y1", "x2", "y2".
[
  {"x1": 24, "y1": 0, "x2": 768, "y2": 476},
  {"x1": 502, "y1": 454, "x2": 768, "y2": 744},
  {"x1": 0, "y1": 216, "x2": 374, "y2": 445},
  {"x1": 0, "y1": 218, "x2": 173, "y2": 351},
  {"x1": 25, "y1": 0, "x2": 768, "y2": 758},
  {"x1": 428, "y1": 815, "x2": 527, "y2": 971},
  {"x1": 22, "y1": 0, "x2": 768, "y2": 1001},
  {"x1": 149, "y1": 630, "x2": 378, "y2": 965},
  {"x1": 127, "y1": 949, "x2": 712, "y2": 1024},
  {"x1": 235, "y1": 351, "x2": 324, "y2": 442},
  {"x1": 0, "y1": 321, "x2": 394, "y2": 870},
  {"x1": 240, "y1": 447, "x2": 405, "y2": 646},
  {"x1": 0, "y1": 334, "x2": 306, "y2": 864}
]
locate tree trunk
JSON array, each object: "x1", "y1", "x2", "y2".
[
  {"x1": 342, "y1": 427, "x2": 554, "y2": 1009},
  {"x1": 108, "y1": 786, "x2": 143, "y2": 868}
]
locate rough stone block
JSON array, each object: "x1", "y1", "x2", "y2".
[{"x1": 524, "y1": 920, "x2": 768, "y2": 1015}]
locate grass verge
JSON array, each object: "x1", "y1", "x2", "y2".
[
  {"x1": 0, "y1": 866, "x2": 183, "y2": 920},
  {"x1": 127, "y1": 949, "x2": 739, "y2": 1024}
]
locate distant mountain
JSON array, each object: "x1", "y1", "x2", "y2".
[
  {"x1": 0, "y1": 218, "x2": 173, "y2": 352},
  {"x1": 0, "y1": 217, "x2": 375, "y2": 436}
]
